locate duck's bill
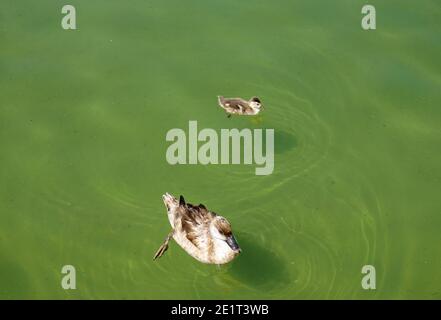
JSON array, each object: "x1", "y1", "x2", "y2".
[{"x1": 226, "y1": 235, "x2": 241, "y2": 252}]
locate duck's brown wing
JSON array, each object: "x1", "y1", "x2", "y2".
[{"x1": 178, "y1": 197, "x2": 213, "y2": 249}]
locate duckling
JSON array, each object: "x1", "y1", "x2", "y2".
[
  {"x1": 153, "y1": 193, "x2": 241, "y2": 264},
  {"x1": 218, "y1": 96, "x2": 263, "y2": 118}
]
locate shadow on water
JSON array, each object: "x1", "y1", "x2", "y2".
[
  {"x1": 274, "y1": 130, "x2": 297, "y2": 154},
  {"x1": 229, "y1": 234, "x2": 290, "y2": 291},
  {"x1": 257, "y1": 129, "x2": 297, "y2": 156},
  {"x1": 0, "y1": 254, "x2": 31, "y2": 299}
]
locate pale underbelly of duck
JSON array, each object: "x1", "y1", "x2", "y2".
[{"x1": 173, "y1": 233, "x2": 237, "y2": 264}]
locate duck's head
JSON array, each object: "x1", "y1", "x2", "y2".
[
  {"x1": 249, "y1": 97, "x2": 263, "y2": 112},
  {"x1": 210, "y1": 216, "x2": 241, "y2": 253}
]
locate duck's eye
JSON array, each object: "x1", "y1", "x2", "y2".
[{"x1": 218, "y1": 228, "x2": 230, "y2": 236}]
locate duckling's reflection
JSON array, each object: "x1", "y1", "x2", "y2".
[
  {"x1": 257, "y1": 129, "x2": 297, "y2": 155},
  {"x1": 274, "y1": 130, "x2": 297, "y2": 154}
]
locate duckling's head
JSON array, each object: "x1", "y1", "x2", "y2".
[
  {"x1": 210, "y1": 216, "x2": 241, "y2": 253},
  {"x1": 249, "y1": 97, "x2": 263, "y2": 112}
]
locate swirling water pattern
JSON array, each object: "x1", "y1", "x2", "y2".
[{"x1": 0, "y1": 0, "x2": 440, "y2": 299}]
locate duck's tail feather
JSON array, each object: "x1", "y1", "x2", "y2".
[
  {"x1": 179, "y1": 195, "x2": 186, "y2": 206},
  {"x1": 162, "y1": 192, "x2": 179, "y2": 212}
]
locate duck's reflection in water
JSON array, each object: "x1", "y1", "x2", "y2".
[
  {"x1": 229, "y1": 234, "x2": 290, "y2": 291},
  {"x1": 0, "y1": 253, "x2": 31, "y2": 298}
]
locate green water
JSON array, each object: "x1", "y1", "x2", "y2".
[{"x1": 1, "y1": 0, "x2": 440, "y2": 299}]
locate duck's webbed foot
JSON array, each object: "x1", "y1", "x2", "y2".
[
  {"x1": 153, "y1": 230, "x2": 174, "y2": 260},
  {"x1": 227, "y1": 113, "x2": 232, "y2": 119}
]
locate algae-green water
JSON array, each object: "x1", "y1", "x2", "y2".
[{"x1": 1, "y1": 0, "x2": 440, "y2": 299}]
